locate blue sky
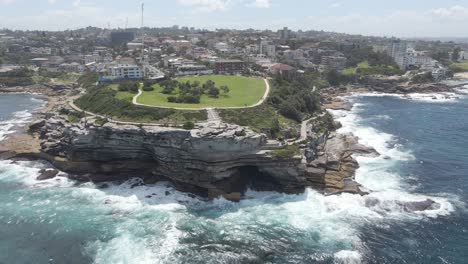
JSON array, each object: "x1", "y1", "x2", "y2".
[{"x1": 1, "y1": 0, "x2": 468, "y2": 37}]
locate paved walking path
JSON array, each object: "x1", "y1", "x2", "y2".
[{"x1": 289, "y1": 112, "x2": 327, "y2": 145}]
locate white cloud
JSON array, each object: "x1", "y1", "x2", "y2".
[
  {"x1": 307, "y1": 5, "x2": 468, "y2": 37},
  {"x1": 72, "y1": 0, "x2": 80, "y2": 7},
  {"x1": 428, "y1": 5, "x2": 468, "y2": 21},
  {"x1": 0, "y1": 0, "x2": 16, "y2": 4},
  {"x1": 176, "y1": 0, "x2": 232, "y2": 12},
  {"x1": 330, "y1": 2, "x2": 341, "y2": 8},
  {"x1": 48, "y1": 0, "x2": 57, "y2": 4},
  {"x1": 249, "y1": 0, "x2": 270, "y2": 8}
]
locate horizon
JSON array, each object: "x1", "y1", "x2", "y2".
[{"x1": 1, "y1": 0, "x2": 468, "y2": 38}]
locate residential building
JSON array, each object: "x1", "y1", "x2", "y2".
[
  {"x1": 30, "y1": 47, "x2": 52, "y2": 55},
  {"x1": 319, "y1": 56, "x2": 347, "y2": 72},
  {"x1": 388, "y1": 40, "x2": 409, "y2": 69},
  {"x1": 278, "y1": 27, "x2": 292, "y2": 40},
  {"x1": 175, "y1": 65, "x2": 213, "y2": 76},
  {"x1": 58, "y1": 62, "x2": 84, "y2": 73},
  {"x1": 260, "y1": 40, "x2": 276, "y2": 57},
  {"x1": 108, "y1": 64, "x2": 143, "y2": 79},
  {"x1": 127, "y1": 42, "x2": 144, "y2": 51},
  {"x1": 269, "y1": 63, "x2": 295, "y2": 75},
  {"x1": 214, "y1": 60, "x2": 244, "y2": 74},
  {"x1": 214, "y1": 42, "x2": 230, "y2": 54}
]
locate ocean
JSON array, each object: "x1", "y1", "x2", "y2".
[{"x1": 0, "y1": 89, "x2": 467, "y2": 264}]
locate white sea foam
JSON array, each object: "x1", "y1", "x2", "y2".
[
  {"x1": 0, "y1": 94, "x2": 459, "y2": 263},
  {"x1": 329, "y1": 100, "x2": 455, "y2": 219},
  {"x1": 348, "y1": 91, "x2": 462, "y2": 103},
  {"x1": 334, "y1": 250, "x2": 362, "y2": 264},
  {"x1": 0, "y1": 110, "x2": 35, "y2": 141}
]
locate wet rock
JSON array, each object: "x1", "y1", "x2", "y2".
[
  {"x1": 28, "y1": 119, "x2": 46, "y2": 133},
  {"x1": 399, "y1": 199, "x2": 439, "y2": 212},
  {"x1": 36, "y1": 169, "x2": 59, "y2": 180}
]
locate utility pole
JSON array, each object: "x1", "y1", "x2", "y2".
[{"x1": 141, "y1": 2, "x2": 146, "y2": 64}]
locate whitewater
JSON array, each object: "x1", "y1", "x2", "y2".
[{"x1": 0, "y1": 91, "x2": 467, "y2": 263}]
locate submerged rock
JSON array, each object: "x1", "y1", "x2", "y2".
[
  {"x1": 36, "y1": 169, "x2": 59, "y2": 180},
  {"x1": 398, "y1": 199, "x2": 440, "y2": 212}
]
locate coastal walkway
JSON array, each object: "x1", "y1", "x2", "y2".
[{"x1": 288, "y1": 112, "x2": 327, "y2": 145}]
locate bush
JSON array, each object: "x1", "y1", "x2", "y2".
[
  {"x1": 118, "y1": 80, "x2": 139, "y2": 93},
  {"x1": 182, "y1": 121, "x2": 195, "y2": 130},
  {"x1": 411, "y1": 72, "x2": 434, "y2": 84},
  {"x1": 142, "y1": 86, "x2": 154, "y2": 92},
  {"x1": 279, "y1": 104, "x2": 302, "y2": 123},
  {"x1": 75, "y1": 87, "x2": 207, "y2": 123},
  {"x1": 271, "y1": 145, "x2": 300, "y2": 159}
]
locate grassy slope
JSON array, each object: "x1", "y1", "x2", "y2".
[
  {"x1": 342, "y1": 61, "x2": 370, "y2": 75},
  {"x1": 451, "y1": 61, "x2": 468, "y2": 71},
  {"x1": 219, "y1": 104, "x2": 298, "y2": 134},
  {"x1": 137, "y1": 75, "x2": 266, "y2": 108},
  {"x1": 107, "y1": 83, "x2": 137, "y2": 102}
]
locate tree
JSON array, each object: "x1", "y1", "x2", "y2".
[
  {"x1": 207, "y1": 86, "x2": 220, "y2": 98},
  {"x1": 220, "y1": 85, "x2": 230, "y2": 94},
  {"x1": 118, "y1": 80, "x2": 139, "y2": 93},
  {"x1": 452, "y1": 47, "x2": 461, "y2": 61},
  {"x1": 191, "y1": 81, "x2": 200, "y2": 88}
]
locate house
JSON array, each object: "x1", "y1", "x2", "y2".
[
  {"x1": 127, "y1": 42, "x2": 144, "y2": 51},
  {"x1": 31, "y1": 58, "x2": 50, "y2": 67},
  {"x1": 269, "y1": 63, "x2": 295, "y2": 75}
]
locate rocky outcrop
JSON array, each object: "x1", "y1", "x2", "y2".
[
  {"x1": 5, "y1": 114, "x2": 370, "y2": 200},
  {"x1": 303, "y1": 132, "x2": 375, "y2": 195}
]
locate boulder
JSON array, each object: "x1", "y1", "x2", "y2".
[{"x1": 36, "y1": 169, "x2": 59, "y2": 180}]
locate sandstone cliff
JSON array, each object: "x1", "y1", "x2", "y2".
[{"x1": 4, "y1": 114, "x2": 372, "y2": 200}]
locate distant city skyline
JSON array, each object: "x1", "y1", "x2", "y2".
[{"x1": 1, "y1": 0, "x2": 468, "y2": 38}]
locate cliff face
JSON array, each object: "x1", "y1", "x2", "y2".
[{"x1": 25, "y1": 115, "x2": 369, "y2": 200}]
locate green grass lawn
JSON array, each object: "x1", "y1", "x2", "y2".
[
  {"x1": 107, "y1": 83, "x2": 137, "y2": 102},
  {"x1": 137, "y1": 75, "x2": 267, "y2": 109},
  {"x1": 343, "y1": 61, "x2": 370, "y2": 75},
  {"x1": 451, "y1": 61, "x2": 468, "y2": 71}
]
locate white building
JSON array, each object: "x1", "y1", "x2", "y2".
[
  {"x1": 214, "y1": 42, "x2": 230, "y2": 54},
  {"x1": 109, "y1": 64, "x2": 143, "y2": 79},
  {"x1": 260, "y1": 41, "x2": 276, "y2": 58},
  {"x1": 127, "y1": 42, "x2": 144, "y2": 51},
  {"x1": 30, "y1": 47, "x2": 52, "y2": 55}
]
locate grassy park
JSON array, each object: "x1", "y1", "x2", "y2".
[{"x1": 137, "y1": 75, "x2": 267, "y2": 109}]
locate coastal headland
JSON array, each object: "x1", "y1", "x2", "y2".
[{"x1": 0, "y1": 78, "x2": 464, "y2": 201}]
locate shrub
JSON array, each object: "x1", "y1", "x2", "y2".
[
  {"x1": 182, "y1": 121, "x2": 195, "y2": 130},
  {"x1": 142, "y1": 86, "x2": 154, "y2": 92},
  {"x1": 118, "y1": 80, "x2": 139, "y2": 93},
  {"x1": 271, "y1": 145, "x2": 300, "y2": 159}
]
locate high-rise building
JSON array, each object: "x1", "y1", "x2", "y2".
[
  {"x1": 110, "y1": 32, "x2": 135, "y2": 45},
  {"x1": 388, "y1": 40, "x2": 409, "y2": 69},
  {"x1": 260, "y1": 41, "x2": 276, "y2": 57},
  {"x1": 278, "y1": 27, "x2": 292, "y2": 40}
]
